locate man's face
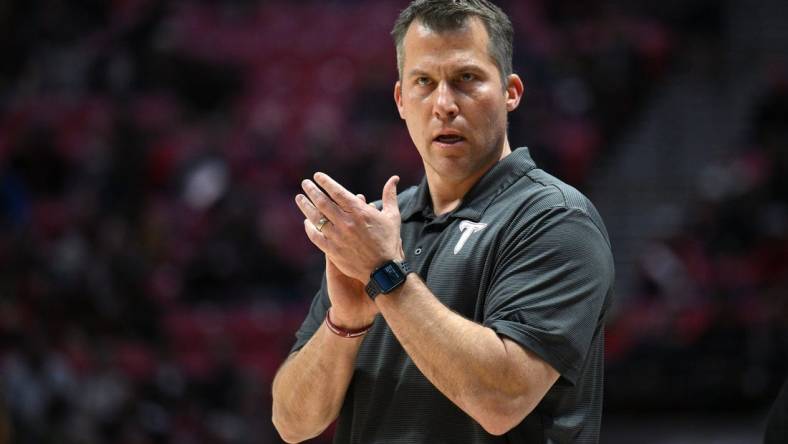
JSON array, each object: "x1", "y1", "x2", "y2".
[{"x1": 394, "y1": 17, "x2": 522, "y2": 184}]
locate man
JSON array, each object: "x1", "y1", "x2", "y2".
[{"x1": 272, "y1": 0, "x2": 614, "y2": 442}]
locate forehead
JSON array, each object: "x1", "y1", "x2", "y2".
[{"x1": 401, "y1": 17, "x2": 496, "y2": 71}]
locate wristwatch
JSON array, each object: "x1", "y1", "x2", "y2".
[{"x1": 365, "y1": 260, "x2": 412, "y2": 299}]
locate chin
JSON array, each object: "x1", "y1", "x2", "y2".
[{"x1": 430, "y1": 158, "x2": 477, "y2": 180}]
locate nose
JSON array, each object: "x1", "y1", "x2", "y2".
[{"x1": 433, "y1": 81, "x2": 459, "y2": 121}]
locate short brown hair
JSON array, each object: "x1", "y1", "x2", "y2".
[{"x1": 391, "y1": 0, "x2": 514, "y2": 85}]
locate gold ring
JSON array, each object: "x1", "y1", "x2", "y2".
[{"x1": 315, "y1": 217, "x2": 329, "y2": 233}]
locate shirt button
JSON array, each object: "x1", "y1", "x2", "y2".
[{"x1": 414, "y1": 247, "x2": 423, "y2": 255}]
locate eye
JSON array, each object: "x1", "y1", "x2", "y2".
[
  {"x1": 460, "y1": 72, "x2": 476, "y2": 82},
  {"x1": 416, "y1": 76, "x2": 431, "y2": 86}
]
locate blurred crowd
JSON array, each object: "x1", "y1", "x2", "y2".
[
  {"x1": 606, "y1": 84, "x2": 788, "y2": 412},
  {"x1": 2, "y1": 0, "x2": 766, "y2": 443}
]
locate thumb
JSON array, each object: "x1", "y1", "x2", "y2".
[{"x1": 381, "y1": 175, "x2": 400, "y2": 216}]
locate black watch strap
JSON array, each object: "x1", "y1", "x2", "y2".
[{"x1": 365, "y1": 260, "x2": 411, "y2": 299}]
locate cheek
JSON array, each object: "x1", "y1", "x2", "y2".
[
  {"x1": 407, "y1": 89, "x2": 435, "y2": 115},
  {"x1": 471, "y1": 97, "x2": 505, "y2": 128},
  {"x1": 402, "y1": 114, "x2": 427, "y2": 151},
  {"x1": 403, "y1": 99, "x2": 432, "y2": 132},
  {"x1": 488, "y1": 96, "x2": 509, "y2": 122}
]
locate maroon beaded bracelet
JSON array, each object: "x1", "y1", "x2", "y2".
[{"x1": 325, "y1": 308, "x2": 373, "y2": 338}]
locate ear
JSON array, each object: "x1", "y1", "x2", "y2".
[
  {"x1": 394, "y1": 81, "x2": 405, "y2": 119},
  {"x1": 504, "y1": 74, "x2": 524, "y2": 112}
]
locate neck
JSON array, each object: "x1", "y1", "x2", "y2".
[{"x1": 427, "y1": 140, "x2": 512, "y2": 215}]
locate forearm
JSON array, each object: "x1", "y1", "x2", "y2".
[
  {"x1": 375, "y1": 274, "x2": 537, "y2": 434},
  {"x1": 271, "y1": 322, "x2": 364, "y2": 443},
  {"x1": 292, "y1": 172, "x2": 555, "y2": 434}
]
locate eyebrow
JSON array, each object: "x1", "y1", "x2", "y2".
[
  {"x1": 406, "y1": 63, "x2": 486, "y2": 79},
  {"x1": 454, "y1": 63, "x2": 485, "y2": 73},
  {"x1": 406, "y1": 69, "x2": 430, "y2": 78}
]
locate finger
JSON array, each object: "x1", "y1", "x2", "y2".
[
  {"x1": 357, "y1": 193, "x2": 378, "y2": 209},
  {"x1": 381, "y1": 175, "x2": 400, "y2": 216},
  {"x1": 303, "y1": 219, "x2": 331, "y2": 252},
  {"x1": 314, "y1": 172, "x2": 362, "y2": 212},
  {"x1": 302, "y1": 179, "x2": 344, "y2": 222},
  {"x1": 295, "y1": 194, "x2": 323, "y2": 225}
]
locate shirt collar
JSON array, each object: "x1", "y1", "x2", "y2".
[{"x1": 400, "y1": 147, "x2": 537, "y2": 223}]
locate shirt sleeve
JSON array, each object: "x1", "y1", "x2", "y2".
[
  {"x1": 289, "y1": 273, "x2": 331, "y2": 355},
  {"x1": 483, "y1": 206, "x2": 614, "y2": 385}
]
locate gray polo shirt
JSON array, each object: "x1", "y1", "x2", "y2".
[{"x1": 290, "y1": 147, "x2": 615, "y2": 443}]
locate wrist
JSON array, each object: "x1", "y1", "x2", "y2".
[
  {"x1": 365, "y1": 259, "x2": 412, "y2": 300},
  {"x1": 367, "y1": 254, "x2": 405, "y2": 277},
  {"x1": 328, "y1": 308, "x2": 375, "y2": 330},
  {"x1": 325, "y1": 308, "x2": 373, "y2": 338},
  {"x1": 374, "y1": 271, "x2": 415, "y2": 301}
]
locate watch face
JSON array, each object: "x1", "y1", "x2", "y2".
[{"x1": 375, "y1": 263, "x2": 405, "y2": 291}]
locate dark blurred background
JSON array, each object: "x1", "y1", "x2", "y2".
[{"x1": 0, "y1": 0, "x2": 786, "y2": 443}]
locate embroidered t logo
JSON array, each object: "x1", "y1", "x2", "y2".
[{"x1": 454, "y1": 221, "x2": 488, "y2": 254}]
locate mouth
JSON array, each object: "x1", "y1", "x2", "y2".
[{"x1": 433, "y1": 134, "x2": 466, "y2": 145}]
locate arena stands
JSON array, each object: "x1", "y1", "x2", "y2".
[{"x1": 1, "y1": 1, "x2": 783, "y2": 443}]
